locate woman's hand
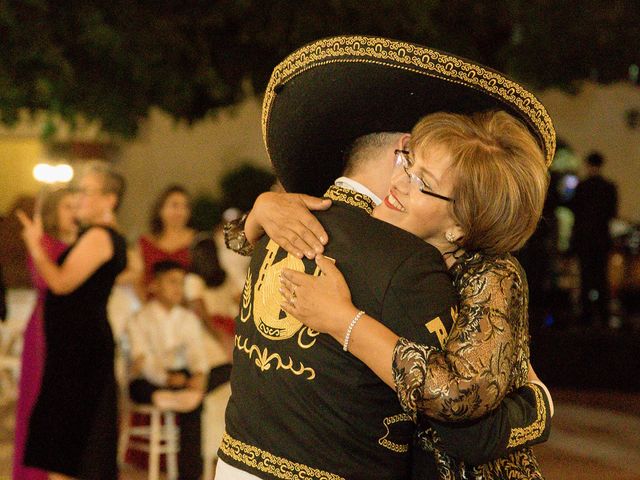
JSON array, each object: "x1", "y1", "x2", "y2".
[
  {"x1": 246, "y1": 192, "x2": 331, "y2": 259},
  {"x1": 280, "y1": 255, "x2": 358, "y2": 340},
  {"x1": 16, "y1": 210, "x2": 44, "y2": 255}
]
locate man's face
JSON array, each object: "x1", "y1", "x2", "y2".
[{"x1": 151, "y1": 269, "x2": 185, "y2": 307}]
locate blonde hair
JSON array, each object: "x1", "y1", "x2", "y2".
[
  {"x1": 39, "y1": 186, "x2": 74, "y2": 238},
  {"x1": 411, "y1": 111, "x2": 549, "y2": 254},
  {"x1": 79, "y1": 161, "x2": 126, "y2": 211}
]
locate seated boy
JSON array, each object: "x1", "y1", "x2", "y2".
[{"x1": 126, "y1": 259, "x2": 231, "y2": 480}]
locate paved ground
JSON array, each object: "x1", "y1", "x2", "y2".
[{"x1": 1, "y1": 389, "x2": 639, "y2": 480}]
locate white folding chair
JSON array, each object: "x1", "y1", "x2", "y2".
[{"x1": 118, "y1": 401, "x2": 180, "y2": 480}]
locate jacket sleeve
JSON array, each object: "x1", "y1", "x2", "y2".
[
  {"x1": 425, "y1": 382, "x2": 552, "y2": 465},
  {"x1": 392, "y1": 256, "x2": 527, "y2": 422}
]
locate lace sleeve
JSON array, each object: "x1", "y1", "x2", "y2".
[
  {"x1": 392, "y1": 255, "x2": 527, "y2": 422},
  {"x1": 223, "y1": 212, "x2": 254, "y2": 256}
]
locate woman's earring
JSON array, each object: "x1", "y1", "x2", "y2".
[{"x1": 445, "y1": 231, "x2": 456, "y2": 243}]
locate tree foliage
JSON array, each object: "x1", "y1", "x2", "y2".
[{"x1": 0, "y1": 0, "x2": 638, "y2": 137}]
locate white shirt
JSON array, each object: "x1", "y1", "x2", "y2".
[
  {"x1": 334, "y1": 176, "x2": 382, "y2": 205},
  {"x1": 126, "y1": 300, "x2": 208, "y2": 385},
  {"x1": 184, "y1": 273, "x2": 238, "y2": 368},
  {"x1": 215, "y1": 458, "x2": 262, "y2": 480}
]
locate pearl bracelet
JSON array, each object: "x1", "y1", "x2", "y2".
[{"x1": 343, "y1": 310, "x2": 365, "y2": 352}]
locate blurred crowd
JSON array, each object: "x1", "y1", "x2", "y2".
[
  {"x1": 518, "y1": 147, "x2": 638, "y2": 333},
  {"x1": 1, "y1": 161, "x2": 276, "y2": 480}
]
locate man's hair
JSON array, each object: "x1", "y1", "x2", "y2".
[
  {"x1": 151, "y1": 260, "x2": 186, "y2": 278},
  {"x1": 411, "y1": 110, "x2": 549, "y2": 254},
  {"x1": 81, "y1": 160, "x2": 127, "y2": 211},
  {"x1": 586, "y1": 151, "x2": 604, "y2": 167},
  {"x1": 343, "y1": 132, "x2": 404, "y2": 176}
]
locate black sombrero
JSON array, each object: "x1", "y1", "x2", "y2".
[{"x1": 262, "y1": 35, "x2": 556, "y2": 196}]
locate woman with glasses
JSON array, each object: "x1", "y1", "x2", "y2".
[
  {"x1": 243, "y1": 110, "x2": 549, "y2": 479},
  {"x1": 17, "y1": 161, "x2": 127, "y2": 480}
]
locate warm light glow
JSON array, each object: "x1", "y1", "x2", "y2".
[{"x1": 33, "y1": 163, "x2": 74, "y2": 183}]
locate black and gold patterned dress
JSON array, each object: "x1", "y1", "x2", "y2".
[{"x1": 393, "y1": 251, "x2": 545, "y2": 480}]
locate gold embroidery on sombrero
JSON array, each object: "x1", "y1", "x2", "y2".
[
  {"x1": 507, "y1": 384, "x2": 547, "y2": 448},
  {"x1": 323, "y1": 185, "x2": 376, "y2": 214},
  {"x1": 262, "y1": 36, "x2": 556, "y2": 167},
  {"x1": 220, "y1": 432, "x2": 345, "y2": 480}
]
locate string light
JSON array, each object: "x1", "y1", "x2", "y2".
[{"x1": 33, "y1": 163, "x2": 74, "y2": 183}]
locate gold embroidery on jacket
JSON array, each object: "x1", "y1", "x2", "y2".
[
  {"x1": 253, "y1": 239, "x2": 305, "y2": 340},
  {"x1": 425, "y1": 316, "x2": 449, "y2": 349},
  {"x1": 323, "y1": 185, "x2": 375, "y2": 214},
  {"x1": 297, "y1": 327, "x2": 320, "y2": 349},
  {"x1": 240, "y1": 270, "x2": 252, "y2": 323},
  {"x1": 378, "y1": 414, "x2": 412, "y2": 453},
  {"x1": 220, "y1": 432, "x2": 345, "y2": 480},
  {"x1": 235, "y1": 334, "x2": 316, "y2": 380},
  {"x1": 507, "y1": 384, "x2": 547, "y2": 448}
]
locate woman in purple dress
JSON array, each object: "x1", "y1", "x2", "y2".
[
  {"x1": 17, "y1": 162, "x2": 127, "y2": 480},
  {"x1": 13, "y1": 186, "x2": 78, "y2": 480}
]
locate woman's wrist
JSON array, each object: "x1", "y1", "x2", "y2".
[
  {"x1": 243, "y1": 209, "x2": 263, "y2": 245},
  {"x1": 328, "y1": 304, "x2": 360, "y2": 343},
  {"x1": 29, "y1": 241, "x2": 46, "y2": 263}
]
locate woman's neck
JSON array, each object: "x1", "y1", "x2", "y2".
[
  {"x1": 438, "y1": 244, "x2": 465, "y2": 269},
  {"x1": 154, "y1": 226, "x2": 193, "y2": 250},
  {"x1": 161, "y1": 225, "x2": 189, "y2": 237},
  {"x1": 58, "y1": 230, "x2": 77, "y2": 245}
]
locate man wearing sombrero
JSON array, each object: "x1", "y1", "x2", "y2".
[{"x1": 217, "y1": 36, "x2": 554, "y2": 480}]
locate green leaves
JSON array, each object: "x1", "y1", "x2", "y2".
[{"x1": 1, "y1": 0, "x2": 637, "y2": 138}]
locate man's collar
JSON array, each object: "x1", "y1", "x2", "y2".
[
  {"x1": 149, "y1": 299, "x2": 178, "y2": 317},
  {"x1": 333, "y1": 177, "x2": 382, "y2": 205},
  {"x1": 323, "y1": 182, "x2": 377, "y2": 215}
]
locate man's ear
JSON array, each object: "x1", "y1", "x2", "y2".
[{"x1": 398, "y1": 133, "x2": 411, "y2": 151}]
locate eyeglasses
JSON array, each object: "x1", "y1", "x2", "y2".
[
  {"x1": 394, "y1": 150, "x2": 455, "y2": 203},
  {"x1": 77, "y1": 187, "x2": 105, "y2": 197}
]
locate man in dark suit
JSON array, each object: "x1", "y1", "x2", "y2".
[
  {"x1": 216, "y1": 36, "x2": 555, "y2": 480},
  {"x1": 570, "y1": 151, "x2": 618, "y2": 326}
]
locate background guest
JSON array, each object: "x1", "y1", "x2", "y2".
[
  {"x1": 12, "y1": 186, "x2": 78, "y2": 480},
  {"x1": 570, "y1": 151, "x2": 618, "y2": 326},
  {"x1": 130, "y1": 185, "x2": 195, "y2": 300},
  {"x1": 17, "y1": 161, "x2": 127, "y2": 480},
  {"x1": 186, "y1": 234, "x2": 238, "y2": 364},
  {"x1": 126, "y1": 260, "x2": 230, "y2": 480}
]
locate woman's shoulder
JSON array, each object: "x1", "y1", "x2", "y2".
[
  {"x1": 454, "y1": 251, "x2": 524, "y2": 286},
  {"x1": 81, "y1": 226, "x2": 127, "y2": 255}
]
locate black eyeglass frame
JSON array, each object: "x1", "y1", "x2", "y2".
[{"x1": 394, "y1": 150, "x2": 455, "y2": 203}]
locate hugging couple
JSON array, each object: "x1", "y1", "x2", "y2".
[{"x1": 217, "y1": 35, "x2": 555, "y2": 480}]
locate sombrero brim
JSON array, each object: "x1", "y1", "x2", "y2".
[{"x1": 262, "y1": 36, "x2": 556, "y2": 196}]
